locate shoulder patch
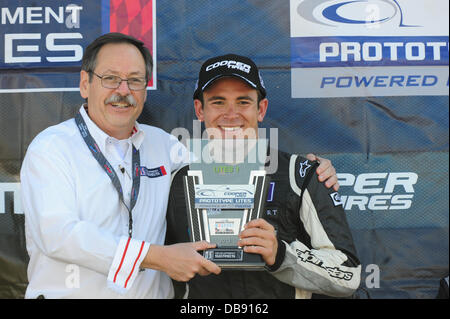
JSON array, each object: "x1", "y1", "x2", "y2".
[
  {"x1": 299, "y1": 159, "x2": 312, "y2": 178},
  {"x1": 329, "y1": 192, "x2": 343, "y2": 206}
]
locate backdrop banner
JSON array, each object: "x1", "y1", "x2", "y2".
[{"x1": 290, "y1": 0, "x2": 449, "y2": 98}]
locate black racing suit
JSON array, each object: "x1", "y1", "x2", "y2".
[{"x1": 165, "y1": 151, "x2": 361, "y2": 299}]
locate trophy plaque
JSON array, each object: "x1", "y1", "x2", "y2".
[{"x1": 184, "y1": 139, "x2": 270, "y2": 270}]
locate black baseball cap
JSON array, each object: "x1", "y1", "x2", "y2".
[{"x1": 193, "y1": 54, "x2": 266, "y2": 100}]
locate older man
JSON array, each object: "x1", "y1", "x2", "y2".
[{"x1": 20, "y1": 33, "x2": 221, "y2": 298}]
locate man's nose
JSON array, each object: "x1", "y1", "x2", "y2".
[
  {"x1": 223, "y1": 103, "x2": 239, "y2": 118},
  {"x1": 115, "y1": 79, "x2": 131, "y2": 95}
]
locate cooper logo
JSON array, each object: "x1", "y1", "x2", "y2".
[
  {"x1": 296, "y1": 0, "x2": 419, "y2": 28},
  {"x1": 206, "y1": 60, "x2": 251, "y2": 73},
  {"x1": 337, "y1": 172, "x2": 418, "y2": 211},
  {"x1": 223, "y1": 191, "x2": 252, "y2": 198}
]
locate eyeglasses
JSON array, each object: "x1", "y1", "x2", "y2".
[{"x1": 90, "y1": 71, "x2": 147, "y2": 91}]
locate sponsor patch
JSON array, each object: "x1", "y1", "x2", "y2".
[
  {"x1": 296, "y1": 249, "x2": 353, "y2": 281},
  {"x1": 299, "y1": 160, "x2": 311, "y2": 178},
  {"x1": 266, "y1": 182, "x2": 275, "y2": 202},
  {"x1": 140, "y1": 165, "x2": 166, "y2": 178},
  {"x1": 330, "y1": 192, "x2": 343, "y2": 206}
]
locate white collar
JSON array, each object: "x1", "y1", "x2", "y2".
[{"x1": 79, "y1": 104, "x2": 145, "y2": 154}]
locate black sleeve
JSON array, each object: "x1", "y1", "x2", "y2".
[{"x1": 268, "y1": 155, "x2": 361, "y2": 297}]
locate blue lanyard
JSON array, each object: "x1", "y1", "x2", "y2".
[{"x1": 75, "y1": 111, "x2": 140, "y2": 238}]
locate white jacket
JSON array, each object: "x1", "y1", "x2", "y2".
[{"x1": 21, "y1": 106, "x2": 188, "y2": 298}]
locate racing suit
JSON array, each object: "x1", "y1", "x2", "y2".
[{"x1": 165, "y1": 151, "x2": 361, "y2": 298}]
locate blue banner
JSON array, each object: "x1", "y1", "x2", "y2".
[{"x1": 0, "y1": 0, "x2": 156, "y2": 91}]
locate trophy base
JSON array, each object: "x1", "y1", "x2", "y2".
[{"x1": 203, "y1": 247, "x2": 266, "y2": 270}]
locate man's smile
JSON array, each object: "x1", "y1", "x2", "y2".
[{"x1": 219, "y1": 126, "x2": 243, "y2": 132}]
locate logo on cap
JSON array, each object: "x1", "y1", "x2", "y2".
[{"x1": 205, "y1": 60, "x2": 251, "y2": 73}]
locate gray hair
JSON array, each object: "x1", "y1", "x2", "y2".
[{"x1": 81, "y1": 32, "x2": 153, "y2": 83}]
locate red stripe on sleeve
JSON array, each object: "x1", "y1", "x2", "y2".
[
  {"x1": 113, "y1": 237, "x2": 131, "y2": 283},
  {"x1": 124, "y1": 241, "x2": 146, "y2": 288}
]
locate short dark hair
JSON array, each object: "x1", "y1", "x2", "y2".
[{"x1": 81, "y1": 32, "x2": 153, "y2": 82}]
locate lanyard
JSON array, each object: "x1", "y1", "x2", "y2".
[{"x1": 75, "y1": 111, "x2": 140, "y2": 238}]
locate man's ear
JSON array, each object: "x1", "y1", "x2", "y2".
[
  {"x1": 79, "y1": 70, "x2": 90, "y2": 99},
  {"x1": 194, "y1": 99, "x2": 204, "y2": 121},
  {"x1": 257, "y1": 98, "x2": 269, "y2": 122}
]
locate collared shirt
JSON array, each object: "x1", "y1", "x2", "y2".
[{"x1": 21, "y1": 105, "x2": 188, "y2": 298}]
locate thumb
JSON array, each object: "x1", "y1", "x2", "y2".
[{"x1": 306, "y1": 153, "x2": 317, "y2": 162}]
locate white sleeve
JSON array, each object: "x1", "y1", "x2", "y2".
[
  {"x1": 107, "y1": 236, "x2": 150, "y2": 294},
  {"x1": 21, "y1": 143, "x2": 149, "y2": 293},
  {"x1": 271, "y1": 239, "x2": 361, "y2": 297},
  {"x1": 167, "y1": 134, "x2": 190, "y2": 172}
]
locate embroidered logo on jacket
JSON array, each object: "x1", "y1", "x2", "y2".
[
  {"x1": 330, "y1": 192, "x2": 343, "y2": 206},
  {"x1": 299, "y1": 160, "x2": 311, "y2": 177},
  {"x1": 140, "y1": 166, "x2": 167, "y2": 178},
  {"x1": 296, "y1": 249, "x2": 353, "y2": 281}
]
